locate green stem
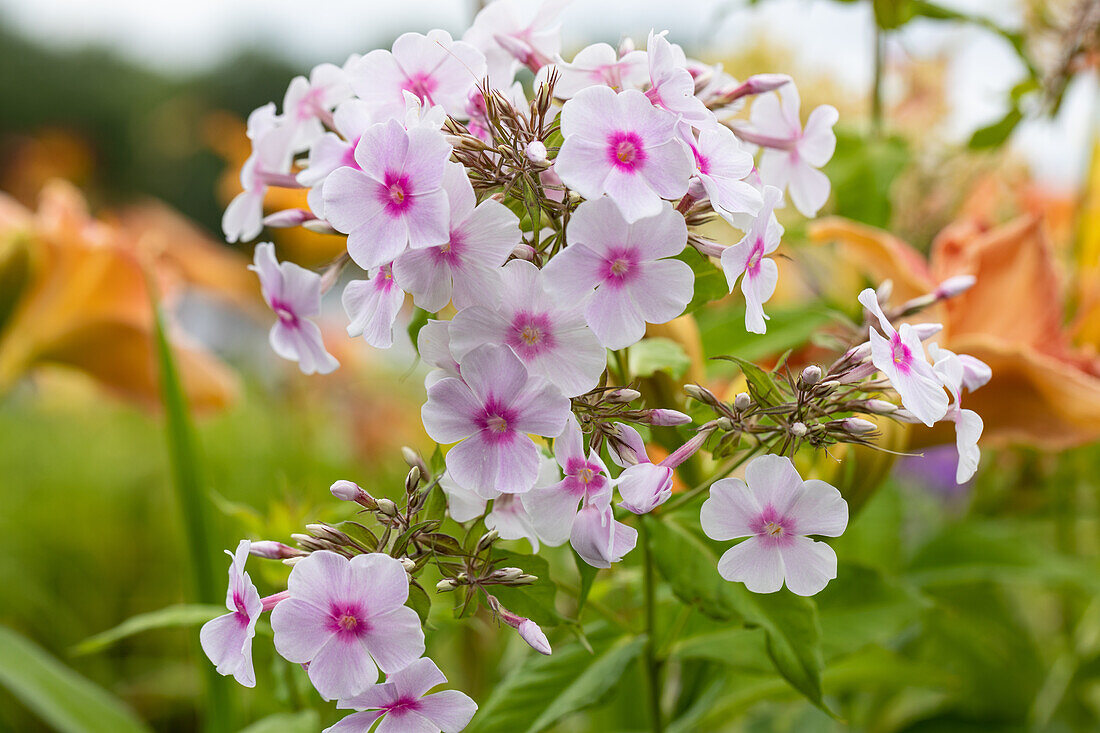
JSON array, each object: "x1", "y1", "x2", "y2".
[
  {"x1": 151, "y1": 305, "x2": 233, "y2": 733},
  {"x1": 640, "y1": 518, "x2": 664, "y2": 733}
]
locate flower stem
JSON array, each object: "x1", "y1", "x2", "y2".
[{"x1": 639, "y1": 517, "x2": 664, "y2": 733}]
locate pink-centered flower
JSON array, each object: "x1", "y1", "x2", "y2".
[
  {"x1": 449, "y1": 260, "x2": 606, "y2": 396},
  {"x1": 223, "y1": 114, "x2": 296, "y2": 243},
  {"x1": 343, "y1": 263, "x2": 405, "y2": 349},
  {"x1": 464, "y1": 0, "x2": 566, "y2": 86},
  {"x1": 422, "y1": 343, "x2": 570, "y2": 494},
  {"x1": 270, "y1": 551, "x2": 425, "y2": 701},
  {"x1": 701, "y1": 454, "x2": 848, "y2": 596},
  {"x1": 349, "y1": 30, "x2": 486, "y2": 120},
  {"x1": 392, "y1": 163, "x2": 520, "y2": 312},
  {"x1": 283, "y1": 62, "x2": 353, "y2": 152},
  {"x1": 552, "y1": 42, "x2": 649, "y2": 98},
  {"x1": 858, "y1": 288, "x2": 949, "y2": 426},
  {"x1": 250, "y1": 243, "x2": 339, "y2": 375},
  {"x1": 929, "y1": 343, "x2": 990, "y2": 484},
  {"x1": 571, "y1": 502, "x2": 638, "y2": 569},
  {"x1": 721, "y1": 185, "x2": 785, "y2": 334},
  {"x1": 644, "y1": 32, "x2": 712, "y2": 128},
  {"x1": 554, "y1": 85, "x2": 693, "y2": 223},
  {"x1": 329, "y1": 657, "x2": 477, "y2": 733},
  {"x1": 542, "y1": 197, "x2": 692, "y2": 350},
  {"x1": 199, "y1": 540, "x2": 263, "y2": 687},
  {"x1": 744, "y1": 83, "x2": 838, "y2": 217},
  {"x1": 687, "y1": 123, "x2": 762, "y2": 222},
  {"x1": 323, "y1": 119, "x2": 452, "y2": 270},
  {"x1": 522, "y1": 415, "x2": 612, "y2": 546}
]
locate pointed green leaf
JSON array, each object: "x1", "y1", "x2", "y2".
[{"x1": 72, "y1": 604, "x2": 226, "y2": 656}]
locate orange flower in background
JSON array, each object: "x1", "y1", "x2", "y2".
[
  {"x1": 0, "y1": 180, "x2": 239, "y2": 412},
  {"x1": 811, "y1": 208, "x2": 1100, "y2": 450}
]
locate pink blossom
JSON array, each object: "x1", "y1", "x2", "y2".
[
  {"x1": 721, "y1": 185, "x2": 784, "y2": 334},
  {"x1": 464, "y1": 0, "x2": 566, "y2": 85},
  {"x1": 323, "y1": 119, "x2": 452, "y2": 270},
  {"x1": 552, "y1": 42, "x2": 649, "y2": 98},
  {"x1": 349, "y1": 30, "x2": 486, "y2": 120},
  {"x1": 343, "y1": 263, "x2": 405, "y2": 349},
  {"x1": 571, "y1": 502, "x2": 638, "y2": 569},
  {"x1": 223, "y1": 117, "x2": 296, "y2": 243},
  {"x1": 541, "y1": 197, "x2": 692, "y2": 350},
  {"x1": 687, "y1": 123, "x2": 762, "y2": 222},
  {"x1": 296, "y1": 99, "x2": 375, "y2": 189},
  {"x1": 270, "y1": 551, "x2": 425, "y2": 701},
  {"x1": 700, "y1": 454, "x2": 848, "y2": 596},
  {"x1": 283, "y1": 62, "x2": 353, "y2": 152},
  {"x1": 422, "y1": 344, "x2": 570, "y2": 494},
  {"x1": 249, "y1": 243, "x2": 339, "y2": 375},
  {"x1": 643, "y1": 32, "x2": 711, "y2": 128},
  {"x1": 393, "y1": 163, "x2": 520, "y2": 312},
  {"x1": 858, "y1": 288, "x2": 949, "y2": 426},
  {"x1": 329, "y1": 657, "x2": 477, "y2": 733},
  {"x1": 522, "y1": 415, "x2": 612, "y2": 546},
  {"x1": 554, "y1": 86, "x2": 693, "y2": 223},
  {"x1": 929, "y1": 343, "x2": 988, "y2": 483},
  {"x1": 200, "y1": 541, "x2": 263, "y2": 687},
  {"x1": 487, "y1": 493, "x2": 545, "y2": 551},
  {"x1": 617, "y1": 462, "x2": 675, "y2": 515},
  {"x1": 448, "y1": 260, "x2": 606, "y2": 396},
  {"x1": 517, "y1": 619, "x2": 552, "y2": 655},
  {"x1": 744, "y1": 83, "x2": 838, "y2": 217}
]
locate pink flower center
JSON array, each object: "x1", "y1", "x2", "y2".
[
  {"x1": 326, "y1": 603, "x2": 369, "y2": 639},
  {"x1": 434, "y1": 232, "x2": 463, "y2": 263},
  {"x1": 404, "y1": 72, "x2": 438, "y2": 104},
  {"x1": 480, "y1": 397, "x2": 518, "y2": 444},
  {"x1": 233, "y1": 591, "x2": 249, "y2": 625},
  {"x1": 693, "y1": 146, "x2": 711, "y2": 175},
  {"x1": 487, "y1": 415, "x2": 508, "y2": 433},
  {"x1": 506, "y1": 311, "x2": 555, "y2": 357},
  {"x1": 565, "y1": 457, "x2": 606, "y2": 497},
  {"x1": 379, "y1": 172, "x2": 413, "y2": 214},
  {"x1": 383, "y1": 698, "x2": 420, "y2": 717},
  {"x1": 746, "y1": 238, "x2": 765, "y2": 273},
  {"x1": 601, "y1": 248, "x2": 638, "y2": 287},
  {"x1": 271, "y1": 299, "x2": 299, "y2": 327},
  {"x1": 375, "y1": 264, "x2": 396, "y2": 293},
  {"x1": 606, "y1": 131, "x2": 646, "y2": 172},
  {"x1": 751, "y1": 505, "x2": 796, "y2": 546},
  {"x1": 890, "y1": 334, "x2": 912, "y2": 374}
]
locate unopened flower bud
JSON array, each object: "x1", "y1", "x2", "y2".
[
  {"x1": 875, "y1": 279, "x2": 893, "y2": 305},
  {"x1": 799, "y1": 365, "x2": 822, "y2": 386},
  {"x1": 263, "y1": 208, "x2": 315, "y2": 228},
  {"x1": 248, "y1": 541, "x2": 302, "y2": 559},
  {"x1": 400, "y1": 557, "x2": 417, "y2": 573},
  {"x1": 605, "y1": 387, "x2": 641, "y2": 404},
  {"x1": 282, "y1": 555, "x2": 304, "y2": 566},
  {"x1": 683, "y1": 384, "x2": 716, "y2": 404},
  {"x1": 405, "y1": 466, "x2": 422, "y2": 494},
  {"x1": 862, "y1": 399, "x2": 898, "y2": 414},
  {"x1": 836, "y1": 417, "x2": 877, "y2": 435},
  {"x1": 511, "y1": 243, "x2": 537, "y2": 261},
  {"x1": 401, "y1": 446, "x2": 429, "y2": 476},
  {"x1": 618, "y1": 36, "x2": 636, "y2": 56},
  {"x1": 734, "y1": 392, "x2": 752, "y2": 411},
  {"x1": 495, "y1": 567, "x2": 524, "y2": 581},
  {"x1": 934, "y1": 275, "x2": 976, "y2": 300},
  {"x1": 790, "y1": 422, "x2": 809, "y2": 437},
  {"x1": 646, "y1": 408, "x2": 692, "y2": 426},
  {"x1": 436, "y1": 578, "x2": 458, "y2": 592},
  {"x1": 376, "y1": 498, "x2": 398, "y2": 517},
  {"x1": 891, "y1": 409, "x2": 922, "y2": 424},
  {"x1": 911, "y1": 322, "x2": 943, "y2": 341},
  {"x1": 331, "y1": 479, "x2": 364, "y2": 502},
  {"x1": 818, "y1": 380, "x2": 840, "y2": 390},
  {"x1": 518, "y1": 619, "x2": 552, "y2": 655},
  {"x1": 291, "y1": 533, "x2": 324, "y2": 551},
  {"x1": 715, "y1": 416, "x2": 734, "y2": 431},
  {"x1": 302, "y1": 219, "x2": 338, "y2": 235},
  {"x1": 525, "y1": 140, "x2": 549, "y2": 166},
  {"x1": 512, "y1": 574, "x2": 538, "y2": 585},
  {"x1": 306, "y1": 523, "x2": 348, "y2": 544},
  {"x1": 742, "y1": 73, "x2": 792, "y2": 95},
  {"x1": 476, "y1": 529, "x2": 499, "y2": 552}
]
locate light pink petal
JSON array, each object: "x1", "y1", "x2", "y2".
[
  {"x1": 417, "y1": 319, "x2": 459, "y2": 376},
  {"x1": 269, "y1": 320, "x2": 338, "y2": 375},
  {"x1": 628, "y1": 258, "x2": 694, "y2": 326},
  {"x1": 521, "y1": 482, "x2": 581, "y2": 545},
  {"x1": 785, "y1": 480, "x2": 848, "y2": 537},
  {"x1": 361, "y1": 605, "x2": 426, "y2": 673},
  {"x1": 777, "y1": 537, "x2": 837, "y2": 597},
  {"x1": 454, "y1": 198, "x2": 520, "y2": 256},
  {"x1": 570, "y1": 503, "x2": 615, "y2": 569},
  {"x1": 959, "y1": 355, "x2": 992, "y2": 392},
  {"x1": 403, "y1": 127, "x2": 452, "y2": 189},
  {"x1": 446, "y1": 430, "x2": 540, "y2": 495},
  {"x1": 954, "y1": 409, "x2": 983, "y2": 483},
  {"x1": 508, "y1": 379, "x2": 571, "y2": 438},
  {"x1": 797, "y1": 105, "x2": 839, "y2": 167},
  {"x1": 336, "y1": 680, "x2": 398, "y2": 711},
  {"x1": 448, "y1": 306, "x2": 510, "y2": 361},
  {"x1": 756, "y1": 148, "x2": 794, "y2": 192},
  {"x1": 857, "y1": 288, "x2": 895, "y2": 336},
  {"x1": 748, "y1": 87, "x2": 799, "y2": 138},
  {"x1": 343, "y1": 276, "x2": 405, "y2": 349},
  {"x1": 553, "y1": 413, "x2": 585, "y2": 468},
  {"x1": 617, "y1": 463, "x2": 674, "y2": 514},
  {"x1": 538, "y1": 243, "x2": 604, "y2": 302},
  {"x1": 703, "y1": 175, "x2": 763, "y2": 220},
  {"x1": 524, "y1": 320, "x2": 605, "y2": 396},
  {"x1": 638, "y1": 138, "x2": 692, "y2": 201},
  {"x1": 553, "y1": 136, "x2": 615, "y2": 200},
  {"x1": 223, "y1": 189, "x2": 265, "y2": 243},
  {"x1": 270, "y1": 598, "x2": 335, "y2": 664},
  {"x1": 325, "y1": 710, "x2": 386, "y2": 733},
  {"x1": 345, "y1": 208, "x2": 410, "y2": 271},
  {"x1": 585, "y1": 281, "x2": 645, "y2": 350},
  {"x1": 404, "y1": 189, "x2": 451, "y2": 251},
  {"x1": 422, "y1": 378, "x2": 482, "y2": 444},
  {"x1": 603, "y1": 168, "x2": 668, "y2": 224},
  {"x1": 610, "y1": 517, "x2": 638, "y2": 562},
  {"x1": 449, "y1": 260, "x2": 505, "y2": 312},
  {"x1": 347, "y1": 554, "x2": 409, "y2": 615},
  {"x1": 455, "y1": 342, "x2": 530, "y2": 405},
  {"x1": 440, "y1": 471, "x2": 490, "y2": 521},
  {"x1": 442, "y1": 162, "x2": 476, "y2": 223},
  {"x1": 716, "y1": 537, "x2": 784, "y2": 593},
  {"x1": 353, "y1": 119, "x2": 409, "y2": 179},
  {"x1": 607, "y1": 422, "x2": 649, "y2": 468},
  {"x1": 393, "y1": 247, "x2": 453, "y2": 312},
  {"x1": 417, "y1": 690, "x2": 479, "y2": 732},
  {"x1": 786, "y1": 162, "x2": 830, "y2": 218},
  {"x1": 720, "y1": 235, "x2": 754, "y2": 285},
  {"x1": 285, "y1": 551, "x2": 349, "y2": 606},
  {"x1": 744, "y1": 455, "x2": 804, "y2": 515},
  {"x1": 309, "y1": 635, "x2": 379, "y2": 701},
  {"x1": 700, "y1": 478, "x2": 760, "y2": 541},
  {"x1": 376, "y1": 712, "x2": 439, "y2": 733},
  {"x1": 558, "y1": 84, "x2": 619, "y2": 138},
  {"x1": 741, "y1": 256, "x2": 779, "y2": 334},
  {"x1": 629, "y1": 201, "x2": 689, "y2": 260},
  {"x1": 199, "y1": 614, "x2": 256, "y2": 687},
  {"x1": 390, "y1": 656, "x2": 446, "y2": 699},
  {"x1": 562, "y1": 196, "x2": 632, "y2": 259},
  {"x1": 487, "y1": 494, "x2": 542, "y2": 549}
]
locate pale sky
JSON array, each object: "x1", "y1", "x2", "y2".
[{"x1": 0, "y1": 0, "x2": 1095, "y2": 187}]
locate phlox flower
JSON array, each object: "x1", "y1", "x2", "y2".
[
  {"x1": 449, "y1": 260, "x2": 606, "y2": 396},
  {"x1": 250, "y1": 243, "x2": 339, "y2": 375},
  {"x1": 701, "y1": 454, "x2": 848, "y2": 596},
  {"x1": 464, "y1": 0, "x2": 567, "y2": 86},
  {"x1": 283, "y1": 62, "x2": 353, "y2": 152},
  {"x1": 571, "y1": 502, "x2": 638, "y2": 569},
  {"x1": 522, "y1": 415, "x2": 613, "y2": 547},
  {"x1": 223, "y1": 115, "x2": 296, "y2": 243},
  {"x1": 329, "y1": 657, "x2": 477, "y2": 733},
  {"x1": 551, "y1": 42, "x2": 649, "y2": 98},
  {"x1": 554, "y1": 86, "x2": 693, "y2": 223},
  {"x1": 392, "y1": 163, "x2": 520, "y2": 312},
  {"x1": 687, "y1": 123, "x2": 762, "y2": 222},
  {"x1": 541, "y1": 197, "x2": 692, "y2": 350},
  {"x1": 270, "y1": 551, "x2": 425, "y2": 701},
  {"x1": 200, "y1": 540, "x2": 263, "y2": 687},
  {"x1": 617, "y1": 462, "x2": 675, "y2": 515},
  {"x1": 422, "y1": 343, "x2": 570, "y2": 494},
  {"x1": 746, "y1": 83, "x2": 838, "y2": 217},
  {"x1": 343, "y1": 263, "x2": 405, "y2": 349},
  {"x1": 323, "y1": 119, "x2": 452, "y2": 270},
  {"x1": 858, "y1": 288, "x2": 949, "y2": 426},
  {"x1": 643, "y1": 32, "x2": 712, "y2": 128},
  {"x1": 721, "y1": 185, "x2": 785, "y2": 334},
  {"x1": 349, "y1": 30, "x2": 486, "y2": 120},
  {"x1": 929, "y1": 343, "x2": 990, "y2": 483}
]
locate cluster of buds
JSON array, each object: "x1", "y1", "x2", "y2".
[{"x1": 571, "y1": 384, "x2": 691, "y2": 450}]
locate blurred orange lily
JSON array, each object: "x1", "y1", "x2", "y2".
[
  {"x1": 811, "y1": 213, "x2": 1100, "y2": 449},
  {"x1": 0, "y1": 180, "x2": 239, "y2": 412}
]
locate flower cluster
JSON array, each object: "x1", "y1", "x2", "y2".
[{"x1": 205, "y1": 1, "x2": 991, "y2": 729}]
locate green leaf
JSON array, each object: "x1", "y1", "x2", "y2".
[
  {"x1": 406, "y1": 306, "x2": 432, "y2": 347},
  {"x1": 676, "y1": 248, "x2": 728, "y2": 314},
  {"x1": 238, "y1": 711, "x2": 320, "y2": 733},
  {"x1": 0, "y1": 625, "x2": 152, "y2": 733},
  {"x1": 491, "y1": 549, "x2": 560, "y2": 626},
  {"x1": 572, "y1": 549, "x2": 599, "y2": 616},
  {"x1": 627, "y1": 338, "x2": 691, "y2": 379},
  {"x1": 823, "y1": 129, "x2": 909, "y2": 228},
  {"x1": 968, "y1": 105, "x2": 1023, "y2": 149},
  {"x1": 647, "y1": 517, "x2": 742, "y2": 621},
  {"x1": 668, "y1": 627, "x2": 770, "y2": 671},
  {"x1": 408, "y1": 583, "x2": 432, "y2": 626},
  {"x1": 467, "y1": 627, "x2": 646, "y2": 733},
  {"x1": 72, "y1": 604, "x2": 226, "y2": 656}
]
